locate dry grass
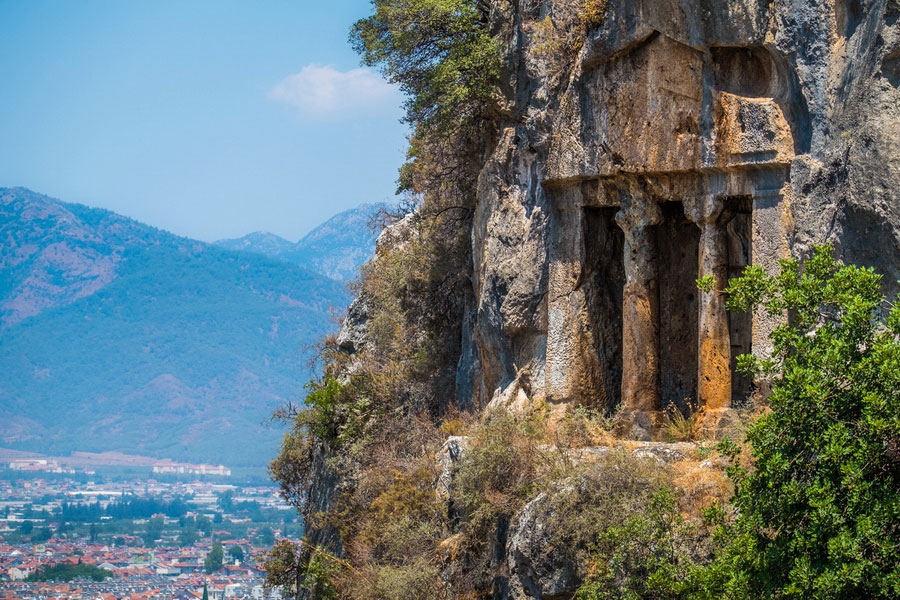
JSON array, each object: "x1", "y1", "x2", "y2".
[
  {"x1": 671, "y1": 458, "x2": 732, "y2": 515},
  {"x1": 663, "y1": 400, "x2": 705, "y2": 442},
  {"x1": 308, "y1": 398, "x2": 752, "y2": 598}
]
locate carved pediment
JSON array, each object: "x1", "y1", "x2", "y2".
[{"x1": 547, "y1": 32, "x2": 803, "y2": 184}]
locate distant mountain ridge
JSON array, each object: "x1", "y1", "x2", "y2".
[
  {"x1": 215, "y1": 202, "x2": 386, "y2": 281},
  {"x1": 0, "y1": 188, "x2": 377, "y2": 467},
  {"x1": 215, "y1": 231, "x2": 296, "y2": 256}
]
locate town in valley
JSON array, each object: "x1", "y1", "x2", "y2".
[{"x1": 0, "y1": 456, "x2": 298, "y2": 600}]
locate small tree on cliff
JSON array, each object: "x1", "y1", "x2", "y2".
[
  {"x1": 350, "y1": 0, "x2": 499, "y2": 132},
  {"x1": 706, "y1": 246, "x2": 900, "y2": 599},
  {"x1": 262, "y1": 540, "x2": 337, "y2": 600}
]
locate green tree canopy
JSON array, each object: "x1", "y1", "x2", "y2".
[
  {"x1": 25, "y1": 562, "x2": 113, "y2": 582},
  {"x1": 178, "y1": 529, "x2": 199, "y2": 547},
  {"x1": 228, "y1": 544, "x2": 244, "y2": 563},
  {"x1": 708, "y1": 246, "x2": 900, "y2": 598},
  {"x1": 350, "y1": 0, "x2": 499, "y2": 132},
  {"x1": 258, "y1": 525, "x2": 276, "y2": 547},
  {"x1": 204, "y1": 542, "x2": 224, "y2": 574}
]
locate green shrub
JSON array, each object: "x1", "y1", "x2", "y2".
[
  {"x1": 705, "y1": 246, "x2": 900, "y2": 598},
  {"x1": 546, "y1": 451, "x2": 678, "y2": 561},
  {"x1": 262, "y1": 541, "x2": 340, "y2": 599},
  {"x1": 303, "y1": 551, "x2": 339, "y2": 599},
  {"x1": 575, "y1": 488, "x2": 712, "y2": 599}
]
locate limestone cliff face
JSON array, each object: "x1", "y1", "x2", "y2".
[
  {"x1": 460, "y1": 0, "x2": 900, "y2": 431},
  {"x1": 300, "y1": 2, "x2": 900, "y2": 596}
]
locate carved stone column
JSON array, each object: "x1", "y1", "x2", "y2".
[
  {"x1": 695, "y1": 197, "x2": 732, "y2": 410},
  {"x1": 545, "y1": 189, "x2": 586, "y2": 407},
  {"x1": 687, "y1": 195, "x2": 735, "y2": 433},
  {"x1": 615, "y1": 195, "x2": 662, "y2": 438}
]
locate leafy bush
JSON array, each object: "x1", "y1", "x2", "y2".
[
  {"x1": 575, "y1": 488, "x2": 713, "y2": 599},
  {"x1": 297, "y1": 378, "x2": 350, "y2": 443},
  {"x1": 302, "y1": 551, "x2": 339, "y2": 599},
  {"x1": 546, "y1": 452, "x2": 680, "y2": 562},
  {"x1": 705, "y1": 246, "x2": 900, "y2": 598},
  {"x1": 261, "y1": 540, "x2": 306, "y2": 597}
]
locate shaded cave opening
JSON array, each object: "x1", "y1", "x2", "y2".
[
  {"x1": 655, "y1": 202, "x2": 700, "y2": 414},
  {"x1": 724, "y1": 196, "x2": 753, "y2": 405},
  {"x1": 583, "y1": 206, "x2": 624, "y2": 413}
]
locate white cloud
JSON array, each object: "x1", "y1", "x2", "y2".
[{"x1": 268, "y1": 64, "x2": 397, "y2": 113}]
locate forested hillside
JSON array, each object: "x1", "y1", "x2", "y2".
[{"x1": 0, "y1": 187, "x2": 357, "y2": 466}]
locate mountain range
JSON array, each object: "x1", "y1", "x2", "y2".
[
  {"x1": 215, "y1": 202, "x2": 385, "y2": 281},
  {"x1": 0, "y1": 188, "x2": 379, "y2": 467}
]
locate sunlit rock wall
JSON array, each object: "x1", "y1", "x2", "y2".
[{"x1": 460, "y1": 0, "x2": 900, "y2": 433}]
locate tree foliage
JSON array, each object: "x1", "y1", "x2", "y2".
[
  {"x1": 25, "y1": 562, "x2": 113, "y2": 582},
  {"x1": 61, "y1": 495, "x2": 188, "y2": 522},
  {"x1": 707, "y1": 246, "x2": 900, "y2": 598},
  {"x1": 228, "y1": 544, "x2": 245, "y2": 563},
  {"x1": 262, "y1": 540, "x2": 338, "y2": 599},
  {"x1": 204, "y1": 542, "x2": 224, "y2": 574},
  {"x1": 575, "y1": 488, "x2": 712, "y2": 599},
  {"x1": 350, "y1": 0, "x2": 499, "y2": 132},
  {"x1": 262, "y1": 540, "x2": 305, "y2": 597}
]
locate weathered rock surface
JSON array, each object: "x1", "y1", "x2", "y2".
[
  {"x1": 296, "y1": 444, "x2": 344, "y2": 600},
  {"x1": 453, "y1": 2, "x2": 900, "y2": 595},
  {"x1": 335, "y1": 293, "x2": 370, "y2": 354},
  {"x1": 435, "y1": 435, "x2": 471, "y2": 501},
  {"x1": 631, "y1": 445, "x2": 687, "y2": 464},
  {"x1": 458, "y1": 0, "x2": 900, "y2": 429},
  {"x1": 504, "y1": 489, "x2": 580, "y2": 600}
]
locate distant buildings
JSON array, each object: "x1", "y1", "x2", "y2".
[
  {"x1": 7, "y1": 460, "x2": 74, "y2": 475},
  {"x1": 151, "y1": 462, "x2": 231, "y2": 477}
]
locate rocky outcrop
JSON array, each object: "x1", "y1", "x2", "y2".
[
  {"x1": 489, "y1": 440, "x2": 701, "y2": 599},
  {"x1": 435, "y1": 436, "x2": 471, "y2": 503},
  {"x1": 301, "y1": 1, "x2": 900, "y2": 597},
  {"x1": 504, "y1": 488, "x2": 581, "y2": 600},
  {"x1": 458, "y1": 0, "x2": 900, "y2": 434}
]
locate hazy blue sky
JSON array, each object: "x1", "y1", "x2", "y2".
[{"x1": 0, "y1": 0, "x2": 408, "y2": 242}]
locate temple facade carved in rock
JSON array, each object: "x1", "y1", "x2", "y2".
[
  {"x1": 454, "y1": 0, "x2": 900, "y2": 440},
  {"x1": 543, "y1": 31, "x2": 799, "y2": 435}
]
